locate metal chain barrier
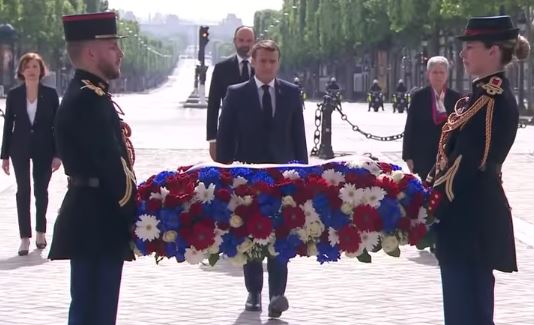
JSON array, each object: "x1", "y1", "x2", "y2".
[
  {"x1": 335, "y1": 101, "x2": 405, "y2": 141},
  {"x1": 310, "y1": 102, "x2": 323, "y2": 156}
]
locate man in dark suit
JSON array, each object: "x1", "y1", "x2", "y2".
[
  {"x1": 207, "y1": 26, "x2": 255, "y2": 160},
  {"x1": 216, "y1": 40, "x2": 308, "y2": 318},
  {"x1": 48, "y1": 12, "x2": 137, "y2": 325},
  {"x1": 402, "y1": 56, "x2": 462, "y2": 180}
]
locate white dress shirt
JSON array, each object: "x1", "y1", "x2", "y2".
[
  {"x1": 254, "y1": 76, "x2": 276, "y2": 117},
  {"x1": 27, "y1": 99, "x2": 37, "y2": 125},
  {"x1": 433, "y1": 89, "x2": 446, "y2": 114}
]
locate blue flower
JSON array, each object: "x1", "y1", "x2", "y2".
[
  {"x1": 258, "y1": 194, "x2": 281, "y2": 217},
  {"x1": 390, "y1": 164, "x2": 403, "y2": 171},
  {"x1": 312, "y1": 194, "x2": 330, "y2": 217},
  {"x1": 203, "y1": 199, "x2": 232, "y2": 223},
  {"x1": 250, "y1": 170, "x2": 274, "y2": 185},
  {"x1": 158, "y1": 208, "x2": 181, "y2": 231},
  {"x1": 165, "y1": 242, "x2": 177, "y2": 257},
  {"x1": 174, "y1": 237, "x2": 188, "y2": 262},
  {"x1": 198, "y1": 167, "x2": 222, "y2": 186},
  {"x1": 280, "y1": 183, "x2": 297, "y2": 196},
  {"x1": 316, "y1": 242, "x2": 340, "y2": 264},
  {"x1": 274, "y1": 234, "x2": 301, "y2": 263},
  {"x1": 332, "y1": 163, "x2": 350, "y2": 174},
  {"x1": 220, "y1": 233, "x2": 243, "y2": 257},
  {"x1": 230, "y1": 167, "x2": 253, "y2": 179},
  {"x1": 135, "y1": 238, "x2": 147, "y2": 254},
  {"x1": 153, "y1": 171, "x2": 175, "y2": 186},
  {"x1": 137, "y1": 201, "x2": 147, "y2": 216},
  {"x1": 378, "y1": 197, "x2": 402, "y2": 232},
  {"x1": 326, "y1": 211, "x2": 351, "y2": 230}
]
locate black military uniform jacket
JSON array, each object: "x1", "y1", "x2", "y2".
[
  {"x1": 428, "y1": 71, "x2": 518, "y2": 272},
  {"x1": 49, "y1": 70, "x2": 137, "y2": 261}
]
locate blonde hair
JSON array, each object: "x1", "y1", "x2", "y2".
[{"x1": 484, "y1": 35, "x2": 531, "y2": 65}]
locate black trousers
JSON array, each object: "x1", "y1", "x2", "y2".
[
  {"x1": 440, "y1": 262, "x2": 495, "y2": 325},
  {"x1": 11, "y1": 155, "x2": 52, "y2": 238},
  {"x1": 243, "y1": 258, "x2": 288, "y2": 300},
  {"x1": 69, "y1": 256, "x2": 124, "y2": 325}
]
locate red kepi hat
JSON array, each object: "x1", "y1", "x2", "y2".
[
  {"x1": 457, "y1": 15, "x2": 519, "y2": 42},
  {"x1": 63, "y1": 11, "x2": 125, "y2": 42}
]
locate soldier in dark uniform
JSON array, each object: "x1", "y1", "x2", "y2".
[
  {"x1": 48, "y1": 12, "x2": 137, "y2": 325},
  {"x1": 427, "y1": 16, "x2": 530, "y2": 325}
]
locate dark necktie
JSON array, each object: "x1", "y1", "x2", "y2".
[
  {"x1": 241, "y1": 60, "x2": 249, "y2": 81},
  {"x1": 261, "y1": 85, "x2": 273, "y2": 129}
]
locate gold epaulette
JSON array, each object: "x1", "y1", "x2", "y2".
[
  {"x1": 118, "y1": 157, "x2": 136, "y2": 207},
  {"x1": 81, "y1": 80, "x2": 106, "y2": 96},
  {"x1": 480, "y1": 76, "x2": 504, "y2": 96}
]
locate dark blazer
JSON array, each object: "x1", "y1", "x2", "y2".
[
  {"x1": 402, "y1": 86, "x2": 462, "y2": 179},
  {"x1": 432, "y1": 72, "x2": 517, "y2": 273},
  {"x1": 206, "y1": 55, "x2": 253, "y2": 141},
  {"x1": 49, "y1": 70, "x2": 137, "y2": 261},
  {"x1": 1, "y1": 84, "x2": 59, "y2": 162},
  {"x1": 216, "y1": 78, "x2": 308, "y2": 164}
]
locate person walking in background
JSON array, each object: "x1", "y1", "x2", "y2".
[
  {"x1": 216, "y1": 40, "x2": 308, "y2": 319},
  {"x1": 0, "y1": 52, "x2": 61, "y2": 256},
  {"x1": 402, "y1": 56, "x2": 461, "y2": 180},
  {"x1": 206, "y1": 25, "x2": 255, "y2": 160},
  {"x1": 429, "y1": 15, "x2": 530, "y2": 324}
]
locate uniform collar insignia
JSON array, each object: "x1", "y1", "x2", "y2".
[
  {"x1": 81, "y1": 79, "x2": 107, "y2": 96},
  {"x1": 480, "y1": 76, "x2": 504, "y2": 96}
]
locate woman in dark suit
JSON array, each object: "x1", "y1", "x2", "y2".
[
  {"x1": 429, "y1": 16, "x2": 530, "y2": 324},
  {"x1": 402, "y1": 56, "x2": 462, "y2": 180},
  {"x1": 1, "y1": 52, "x2": 61, "y2": 256}
]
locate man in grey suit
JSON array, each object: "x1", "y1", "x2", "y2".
[
  {"x1": 206, "y1": 26, "x2": 255, "y2": 160},
  {"x1": 216, "y1": 40, "x2": 308, "y2": 318}
]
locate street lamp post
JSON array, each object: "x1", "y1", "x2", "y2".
[
  {"x1": 420, "y1": 40, "x2": 429, "y2": 88},
  {"x1": 518, "y1": 11, "x2": 527, "y2": 112}
]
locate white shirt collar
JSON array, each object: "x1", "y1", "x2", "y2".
[
  {"x1": 236, "y1": 54, "x2": 250, "y2": 64},
  {"x1": 254, "y1": 76, "x2": 275, "y2": 89}
]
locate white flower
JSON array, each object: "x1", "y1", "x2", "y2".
[
  {"x1": 345, "y1": 244, "x2": 364, "y2": 258},
  {"x1": 307, "y1": 242, "x2": 318, "y2": 256},
  {"x1": 328, "y1": 227, "x2": 340, "y2": 246},
  {"x1": 253, "y1": 233, "x2": 275, "y2": 246},
  {"x1": 360, "y1": 231, "x2": 380, "y2": 251},
  {"x1": 339, "y1": 184, "x2": 364, "y2": 206},
  {"x1": 282, "y1": 170, "x2": 300, "y2": 180},
  {"x1": 149, "y1": 186, "x2": 169, "y2": 202},
  {"x1": 207, "y1": 230, "x2": 224, "y2": 254},
  {"x1": 228, "y1": 194, "x2": 254, "y2": 211},
  {"x1": 135, "y1": 214, "x2": 161, "y2": 242},
  {"x1": 364, "y1": 187, "x2": 386, "y2": 208},
  {"x1": 391, "y1": 170, "x2": 405, "y2": 183},
  {"x1": 229, "y1": 214, "x2": 244, "y2": 228},
  {"x1": 415, "y1": 206, "x2": 428, "y2": 225},
  {"x1": 300, "y1": 200, "x2": 320, "y2": 223},
  {"x1": 194, "y1": 182, "x2": 216, "y2": 204},
  {"x1": 306, "y1": 220, "x2": 325, "y2": 238},
  {"x1": 229, "y1": 253, "x2": 248, "y2": 266},
  {"x1": 185, "y1": 248, "x2": 206, "y2": 264},
  {"x1": 162, "y1": 230, "x2": 178, "y2": 243},
  {"x1": 237, "y1": 238, "x2": 254, "y2": 253},
  {"x1": 322, "y1": 169, "x2": 345, "y2": 186},
  {"x1": 281, "y1": 196, "x2": 297, "y2": 207},
  {"x1": 341, "y1": 203, "x2": 354, "y2": 215},
  {"x1": 381, "y1": 235, "x2": 399, "y2": 253},
  {"x1": 361, "y1": 160, "x2": 381, "y2": 176},
  {"x1": 232, "y1": 176, "x2": 248, "y2": 188}
]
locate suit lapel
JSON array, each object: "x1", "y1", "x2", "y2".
[
  {"x1": 232, "y1": 55, "x2": 241, "y2": 82},
  {"x1": 273, "y1": 79, "x2": 284, "y2": 124},
  {"x1": 33, "y1": 84, "x2": 46, "y2": 126}
]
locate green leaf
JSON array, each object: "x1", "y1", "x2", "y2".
[
  {"x1": 416, "y1": 229, "x2": 436, "y2": 250},
  {"x1": 386, "y1": 247, "x2": 401, "y2": 258},
  {"x1": 357, "y1": 249, "x2": 372, "y2": 263},
  {"x1": 208, "y1": 253, "x2": 220, "y2": 267}
]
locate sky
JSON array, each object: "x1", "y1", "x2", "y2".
[{"x1": 107, "y1": 0, "x2": 284, "y2": 25}]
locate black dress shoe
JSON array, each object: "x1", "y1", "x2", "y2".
[
  {"x1": 245, "y1": 292, "x2": 261, "y2": 311},
  {"x1": 268, "y1": 295, "x2": 289, "y2": 318}
]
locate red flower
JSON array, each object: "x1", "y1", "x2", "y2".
[
  {"x1": 219, "y1": 170, "x2": 233, "y2": 185},
  {"x1": 177, "y1": 165, "x2": 193, "y2": 173},
  {"x1": 353, "y1": 205, "x2": 383, "y2": 232},
  {"x1": 282, "y1": 207, "x2": 305, "y2": 229},
  {"x1": 179, "y1": 212, "x2": 193, "y2": 226},
  {"x1": 378, "y1": 162, "x2": 393, "y2": 174},
  {"x1": 296, "y1": 243, "x2": 308, "y2": 257},
  {"x1": 235, "y1": 185, "x2": 254, "y2": 197},
  {"x1": 163, "y1": 193, "x2": 181, "y2": 209},
  {"x1": 189, "y1": 202, "x2": 203, "y2": 216},
  {"x1": 254, "y1": 181, "x2": 273, "y2": 195},
  {"x1": 377, "y1": 177, "x2": 400, "y2": 198},
  {"x1": 137, "y1": 181, "x2": 154, "y2": 200},
  {"x1": 307, "y1": 174, "x2": 330, "y2": 192},
  {"x1": 217, "y1": 222, "x2": 230, "y2": 231},
  {"x1": 247, "y1": 213, "x2": 273, "y2": 239},
  {"x1": 215, "y1": 188, "x2": 231, "y2": 202},
  {"x1": 146, "y1": 240, "x2": 166, "y2": 256},
  {"x1": 166, "y1": 173, "x2": 195, "y2": 203},
  {"x1": 146, "y1": 198, "x2": 162, "y2": 214},
  {"x1": 338, "y1": 225, "x2": 362, "y2": 253},
  {"x1": 346, "y1": 172, "x2": 376, "y2": 188},
  {"x1": 325, "y1": 186, "x2": 343, "y2": 210},
  {"x1": 408, "y1": 223, "x2": 428, "y2": 245},
  {"x1": 190, "y1": 221, "x2": 215, "y2": 250},
  {"x1": 267, "y1": 168, "x2": 283, "y2": 182},
  {"x1": 396, "y1": 217, "x2": 411, "y2": 232}
]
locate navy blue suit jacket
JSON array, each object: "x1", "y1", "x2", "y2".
[{"x1": 216, "y1": 78, "x2": 308, "y2": 164}]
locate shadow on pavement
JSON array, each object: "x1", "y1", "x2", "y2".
[
  {"x1": 407, "y1": 249, "x2": 439, "y2": 267},
  {"x1": 232, "y1": 310, "x2": 289, "y2": 325},
  {"x1": 199, "y1": 257, "x2": 252, "y2": 277},
  {"x1": 0, "y1": 249, "x2": 48, "y2": 270}
]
